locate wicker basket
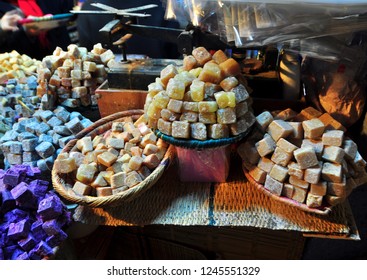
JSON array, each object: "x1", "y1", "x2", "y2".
[
  {"x1": 242, "y1": 164, "x2": 332, "y2": 215},
  {"x1": 51, "y1": 109, "x2": 175, "y2": 208}
]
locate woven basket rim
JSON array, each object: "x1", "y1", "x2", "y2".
[
  {"x1": 242, "y1": 164, "x2": 333, "y2": 215},
  {"x1": 155, "y1": 124, "x2": 254, "y2": 150},
  {"x1": 51, "y1": 110, "x2": 175, "y2": 208}
]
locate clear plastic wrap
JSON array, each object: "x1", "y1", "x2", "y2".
[
  {"x1": 301, "y1": 33, "x2": 367, "y2": 127},
  {"x1": 162, "y1": 1, "x2": 367, "y2": 55}
]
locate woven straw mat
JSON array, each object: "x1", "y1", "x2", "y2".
[{"x1": 73, "y1": 154, "x2": 356, "y2": 237}]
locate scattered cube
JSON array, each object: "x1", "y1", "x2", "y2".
[
  {"x1": 302, "y1": 118, "x2": 325, "y2": 139},
  {"x1": 342, "y1": 139, "x2": 358, "y2": 160},
  {"x1": 306, "y1": 193, "x2": 323, "y2": 208},
  {"x1": 282, "y1": 183, "x2": 294, "y2": 198},
  {"x1": 288, "y1": 122, "x2": 304, "y2": 139},
  {"x1": 321, "y1": 162, "x2": 343, "y2": 183},
  {"x1": 255, "y1": 134, "x2": 276, "y2": 157},
  {"x1": 301, "y1": 139, "x2": 324, "y2": 157},
  {"x1": 267, "y1": 120, "x2": 293, "y2": 142},
  {"x1": 208, "y1": 124, "x2": 229, "y2": 139},
  {"x1": 322, "y1": 146, "x2": 345, "y2": 164},
  {"x1": 249, "y1": 166, "x2": 267, "y2": 184},
  {"x1": 172, "y1": 121, "x2": 190, "y2": 139},
  {"x1": 72, "y1": 181, "x2": 92, "y2": 196},
  {"x1": 217, "y1": 107, "x2": 236, "y2": 124},
  {"x1": 291, "y1": 185, "x2": 308, "y2": 203},
  {"x1": 287, "y1": 162, "x2": 303, "y2": 179},
  {"x1": 269, "y1": 164, "x2": 288, "y2": 182},
  {"x1": 264, "y1": 175, "x2": 283, "y2": 196},
  {"x1": 257, "y1": 157, "x2": 274, "y2": 173},
  {"x1": 271, "y1": 147, "x2": 292, "y2": 167},
  {"x1": 289, "y1": 176, "x2": 309, "y2": 190},
  {"x1": 277, "y1": 138, "x2": 298, "y2": 153},
  {"x1": 190, "y1": 123, "x2": 207, "y2": 140},
  {"x1": 157, "y1": 118, "x2": 172, "y2": 136},
  {"x1": 310, "y1": 181, "x2": 327, "y2": 196},
  {"x1": 322, "y1": 130, "x2": 344, "y2": 147},
  {"x1": 304, "y1": 164, "x2": 322, "y2": 184},
  {"x1": 293, "y1": 146, "x2": 318, "y2": 169},
  {"x1": 327, "y1": 177, "x2": 347, "y2": 197}
]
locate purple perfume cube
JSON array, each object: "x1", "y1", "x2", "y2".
[
  {"x1": 10, "y1": 182, "x2": 33, "y2": 204},
  {"x1": 24, "y1": 164, "x2": 36, "y2": 177},
  {"x1": 42, "y1": 219, "x2": 62, "y2": 236},
  {"x1": 3, "y1": 244, "x2": 18, "y2": 259},
  {"x1": 46, "y1": 229, "x2": 67, "y2": 248},
  {"x1": 37, "y1": 195, "x2": 63, "y2": 220},
  {"x1": 4, "y1": 208, "x2": 29, "y2": 224},
  {"x1": 3, "y1": 169, "x2": 20, "y2": 187},
  {"x1": 32, "y1": 241, "x2": 54, "y2": 258},
  {"x1": 1, "y1": 190, "x2": 16, "y2": 213},
  {"x1": 28, "y1": 249, "x2": 42, "y2": 260},
  {"x1": 0, "y1": 248, "x2": 4, "y2": 260},
  {"x1": 31, "y1": 220, "x2": 47, "y2": 241},
  {"x1": 31, "y1": 167, "x2": 41, "y2": 177},
  {"x1": 17, "y1": 196, "x2": 38, "y2": 211},
  {"x1": 15, "y1": 251, "x2": 29, "y2": 260},
  {"x1": 11, "y1": 248, "x2": 26, "y2": 260},
  {"x1": 13, "y1": 165, "x2": 28, "y2": 173},
  {"x1": 18, "y1": 234, "x2": 37, "y2": 252},
  {"x1": 57, "y1": 210, "x2": 72, "y2": 228},
  {"x1": 7, "y1": 219, "x2": 31, "y2": 240},
  {"x1": 28, "y1": 179, "x2": 49, "y2": 197}
]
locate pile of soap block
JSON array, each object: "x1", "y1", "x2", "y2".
[
  {"x1": 0, "y1": 106, "x2": 93, "y2": 171},
  {"x1": 144, "y1": 46, "x2": 255, "y2": 140},
  {"x1": 0, "y1": 50, "x2": 41, "y2": 83},
  {"x1": 0, "y1": 164, "x2": 71, "y2": 260},
  {"x1": 0, "y1": 77, "x2": 40, "y2": 126},
  {"x1": 37, "y1": 43, "x2": 114, "y2": 109},
  {"x1": 54, "y1": 118, "x2": 168, "y2": 197},
  {"x1": 238, "y1": 107, "x2": 367, "y2": 208}
]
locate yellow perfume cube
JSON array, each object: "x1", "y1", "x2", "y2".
[
  {"x1": 166, "y1": 78, "x2": 185, "y2": 100},
  {"x1": 152, "y1": 91, "x2": 170, "y2": 109},
  {"x1": 189, "y1": 67, "x2": 202, "y2": 78},
  {"x1": 214, "y1": 91, "x2": 236, "y2": 109},
  {"x1": 198, "y1": 62, "x2": 222, "y2": 84},
  {"x1": 175, "y1": 71, "x2": 195, "y2": 87},
  {"x1": 160, "y1": 64, "x2": 178, "y2": 86},
  {"x1": 198, "y1": 101, "x2": 218, "y2": 113},
  {"x1": 147, "y1": 103, "x2": 162, "y2": 119},
  {"x1": 190, "y1": 79, "x2": 205, "y2": 102}
]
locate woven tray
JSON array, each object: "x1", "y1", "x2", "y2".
[
  {"x1": 52, "y1": 110, "x2": 175, "y2": 208},
  {"x1": 242, "y1": 164, "x2": 332, "y2": 215}
]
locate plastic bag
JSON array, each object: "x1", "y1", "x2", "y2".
[
  {"x1": 301, "y1": 33, "x2": 367, "y2": 127},
  {"x1": 216, "y1": 1, "x2": 367, "y2": 48},
  {"x1": 162, "y1": 1, "x2": 367, "y2": 55}
]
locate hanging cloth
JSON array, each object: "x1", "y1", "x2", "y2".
[
  {"x1": 17, "y1": 0, "x2": 43, "y2": 17},
  {"x1": 17, "y1": 0, "x2": 49, "y2": 49}
]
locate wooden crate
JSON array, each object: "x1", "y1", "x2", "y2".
[{"x1": 95, "y1": 80, "x2": 147, "y2": 117}]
